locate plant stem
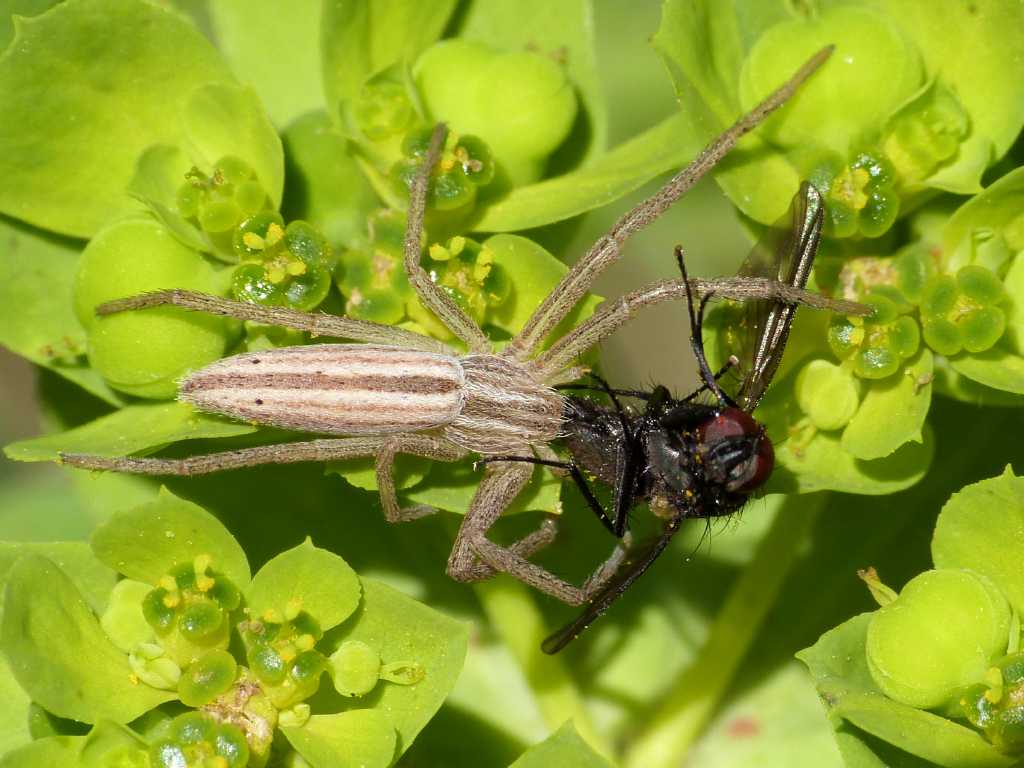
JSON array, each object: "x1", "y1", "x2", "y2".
[
  {"x1": 474, "y1": 577, "x2": 613, "y2": 759},
  {"x1": 623, "y1": 494, "x2": 825, "y2": 768}
]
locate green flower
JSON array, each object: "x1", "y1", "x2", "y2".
[
  {"x1": 231, "y1": 215, "x2": 333, "y2": 311},
  {"x1": 920, "y1": 265, "x2": 1007, "y2": 356}
]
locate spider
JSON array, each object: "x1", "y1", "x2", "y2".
[{"x1": 63, "y1": 46, "x2": 861, "y2": 620}]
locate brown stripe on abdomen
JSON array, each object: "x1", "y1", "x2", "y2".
[{"x1": 180, "y1": 344, "x2": 466, "y2": 435}]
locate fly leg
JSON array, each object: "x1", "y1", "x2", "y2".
[
  {"x1": 402, "y1": 124, "x2": 492, "y2": 354},
  {"x1": 447, "y1": 461, "x2": 633, "y2": 605},
  {"x1": 62, "y1": 435, "x2": 466, "y2": 522}
]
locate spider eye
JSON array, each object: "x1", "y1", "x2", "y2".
[{"x1": 698, "y1": 408, "x2": 774, "y2": 493}]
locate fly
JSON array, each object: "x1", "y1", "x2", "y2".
[
  {"x1": 60, "y1": 47, "x2": 866, "y2": 650},
  {"x1": 534, "y1": 182, "x2": 829, "y2": 653}
]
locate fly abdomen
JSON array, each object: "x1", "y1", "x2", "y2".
[{"x1": 180, "y1": 344, "x2": 466, "y2": 435}]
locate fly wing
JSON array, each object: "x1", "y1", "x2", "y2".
[
  {"x1": 732, "y1": 182, "x2": 824, "y2": 411},
  {"x1": 541, "y1": 515, "x2": 683, "y2": 654}
]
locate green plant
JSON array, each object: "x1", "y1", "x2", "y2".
[{"x1": 0, "y1": 1, "x2": 1023, "y2": 766}]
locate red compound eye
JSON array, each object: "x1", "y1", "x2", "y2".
[{"x1": 698, "y1": 408, "x2": 774, "y2": 493}]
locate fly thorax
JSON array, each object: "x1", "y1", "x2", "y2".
[{"x1": 443, "y1": 355, "x2": 565, "y2": 454}]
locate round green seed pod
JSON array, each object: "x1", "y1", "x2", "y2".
[
  {"x1": 414, "y1": 40, "x2": 497, "y2": 133},
  {"x1": 142, "y1": 588, "x2": 177, "y2": 634},
  {"x1": 172, "y1": 711, "x2": 215, "y2": 744},
  {"x1": 863, "y1": 292, "x2": 900, "y2": 326},
  {"x1": 199, "y1": 198, "x2": 243, "y2": 234},
  {"x1": 921, "y1": 275, "x2": 959, "y2": 318},
  {"x1": 430, "y1": 168, "x2": 476, "y2": 211},
  {"x1": 827, "y1": 318, "x2": 865, "y2": 359},
  {"x1": 854, "y1": 344, "x2": 899, "y2": 379},
  {"x1": 330, "y1": 640, "x2": 382, "y2": 697},
  {"x1": 474, "y1": 50, "x2": 577, "y2": 163},
  {"x1": 859, "y1": 187, "x2": 900, "y2": 238},
  {"x1": 957, "y1": 265, "x2": 1006, "y2": 305},
  {"x1": 961, "y1": 306, "x2": 1007, "y2": 354},
  {"x1": 866, "y1": 569, "x2": 1011, "y2": 710},
  {"x1": 178, "y1": 649, "x2": 237, "y2": 707},
  {"x1": 923, "y1": 318, "x2": 963, "y2": 356},
  {"x1": 739, "y1": 5, "x2": 922, "y2": 152},
  {"x1": 250, "y1": 643, "x2": 288, "y2": 686},
  {"x1": 890, "y1": 316, "x2": 922, "y2": 360},
  {"x1": 795, "y1": 359, "x2": 860, "y2": 430},
  {"x1": 75, "y1": 219, "x2": 232, "y2": 399},
  {"x1": 893, "y1": 245, "x2": 937, "y2": 304},
  {"x1": 212, "y1": 722, "x2": 250, "y2": 768},
  {"x1": 216, "y1": 156, "x2": 255, "y2": 186},
  {"x1": 178, "y1": 601, "x2": 224, "y2": 643}
]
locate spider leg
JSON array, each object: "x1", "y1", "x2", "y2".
[
  {"x1": 508, "y1": 47, "x2": 834, "y2": 359},
  {"x1": 93, "y1": 290, "x2": 452, "y2": 354},
  {"x1": 448, "y1": 461, "x2": 633, "y2": 605},
  {"x1": 62, "y1": 436, "x2": 466, "y2": 523},
  {"x1": 474, "y1": 454, "x2": 618, "y2": 536},
  {"x1": 402, "y1": 124, "x2": 491, "y2": 354}
]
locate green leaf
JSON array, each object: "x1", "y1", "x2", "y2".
[
  {"x1": 932, "y1": 355, "x2": 1024, "y2": 407},
  {"x1": 769, "y1": 427, "x2": 933, "y2": 495},
  {"x1": 0, "y1": 736, "x2": 81, "y2": 768},
  {"x1": 321, "y1": 0, "x2": 457, "y2": 111},
  {"x1": 208, "y1": 0, "x2": 326, "y2": 127},
  {"x1": 327, "y1": 578, "x2": 468, "y2": 755},
  {"x1": 484, "y1": 234, "x2": 602, "y2": 339},
  {"x1": 0, "y1": 0, "x2": 59, "y2": 51},
  {"x1": 509, "y1": 721, "x2": 614, "y2": 768},
  {"x1": 0, "y1": 216, "x2": 121, "y2": 405},
  {"x1": 0, "y1": 554, "x2": 175, "y2": 723},
  {"x1": 245, "y1": 537, "x2": 360, "y2": 631},
  {"x1": 0, "y1": 541, "x2": 116, "y2": 616},
  {"x1": 78, "y1": 720, "x2": 149, "y2": 767},
  {"x1": 0, "y1": 0, "x2": 236, "y2": 236},
  {"x1": 181, "y1": 81, "x2": 285, "y2": 208},
  {"x1": 472, "y1": 113, "x2": 698, "y2": 232},
  {"x1": 125, "y1": 145, "x2": 212, "y2": 254},
  {"x1": 942, "y1": 166, "x2": 1024, "y2": 269},
  {"x1": 842, "y1": 350, "x2": 933, "y2": 460},
  {"x1": 833, "y1": 693, "x2": 1014, "y2": 768},
  {"x1": 91, "y1": 486, "x2": 250, "y2": 587},
  {"x1": 403, "y1": 460, "x2": 562, "y2": 518},
  {"x1": 872, "y1": 0, "x2": 1024, "y2": 194},
  {"x1": 281, "y1": 110, "x2": 380, "y2": 247},
  {"x1": 454, "y1": 0, "x2": 607, "y2": 166},
  {"x1": 4, "y1": 402, "x2": 257, "y2": 463},
  {"x1": 932, "y1": 467, "x2": 1024, "y2": 615},
  {"x1": 282, "y1": 709, "x2": 396, "y2": 768},
  {"x1": 798, "y1": 614, "x2": 1014, "y2": 768},
  {"x1": 950, "y1": 346, "x2": 1024, "y2": 395},
  {"x1": 0, "y1": 656, "x2": 32, "y2": 757}
]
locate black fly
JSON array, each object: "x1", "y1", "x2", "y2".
[{"x1": 536, "y1": 183, "x2": 826, "y2": 653}]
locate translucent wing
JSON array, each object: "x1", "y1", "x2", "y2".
[{"x1": 730, "y1": 182, "x2": 824, "y2": 411}]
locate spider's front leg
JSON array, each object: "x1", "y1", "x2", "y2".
[{"x1": 447, "y1": 461, "x2": 632, "y2": 605}]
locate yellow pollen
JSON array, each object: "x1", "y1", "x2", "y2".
[
  {"x1": 162, "y1": 593, "x2": 181, "y2": 609},
  {"x1": 242, "y1": 232, "x2": 266, "y2": 250},
  {"x1": 285, "y1": 259, "x2": 307, "y2": 276},
  {"x1": 195, "y1": 574, "x2": 215, "y2": 592},
  {"x1": 265, "y1": 222, "x2": 285, "y2": 246},
  {"x1": 830, "y1": 166, "x2": 871, "y2": 211},
  {"x1": 295, "y1": 634, "x2": 315, "y2": 651},
  {"x1": 158, "y1": 575, "x2": 177, "y2": 592},
  {"x1": 279, "y1": 644, "x2": 298, "y2": 663}
]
